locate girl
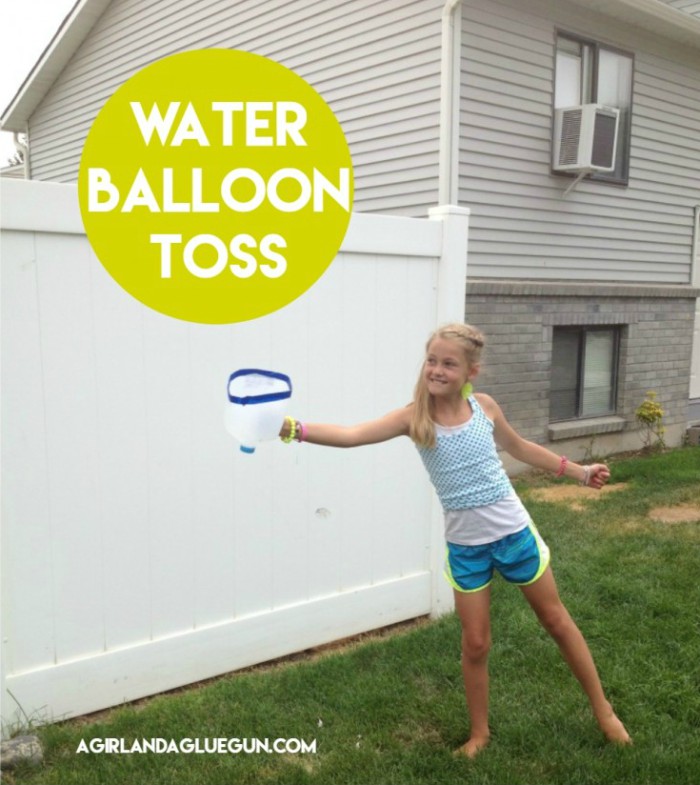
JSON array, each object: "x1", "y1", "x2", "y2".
[{"x1": 280, "y1": 323, "x2": 631, "y2": 757}]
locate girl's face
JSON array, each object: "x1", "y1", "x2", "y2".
[{"x1": 424, "y1": 337, "x2": 477, "y2": 398}]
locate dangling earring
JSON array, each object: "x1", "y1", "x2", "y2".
[{"x1": 461, "y1": 382, "x2": 473, "y2": 400}]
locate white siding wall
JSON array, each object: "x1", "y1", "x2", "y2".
[
  {"x1": 24, "y1": 0, "x2": 700, "y2": 286},
  {"x1": 459, "y1": 0, "x2": 700, "y2": 284},
  {"x1": 28, "y1": 0, "x2": 443, "y2": 217}
]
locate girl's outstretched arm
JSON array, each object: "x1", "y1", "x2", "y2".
[
  {"x1": 478, "y1": 393, "x2": 610, "y2": 488},
  {"x1": 280, "y1": 405, "x2": 412, "y2": 448}
]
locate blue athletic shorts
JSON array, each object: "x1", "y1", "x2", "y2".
[{"x1": 445, "y1": 522, "x2": 550, "y2": 593}]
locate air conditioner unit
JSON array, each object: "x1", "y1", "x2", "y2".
[{"x1": 552, "y1": 104, "x2": 620, "y2": 173}]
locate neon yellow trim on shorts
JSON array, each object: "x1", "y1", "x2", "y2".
[
  {"x1": 443, "y1": 546, "x2": 492, "y2": 593},
  {"x1": 514, "y1": 521, "x2": 551, "y2": 587}
]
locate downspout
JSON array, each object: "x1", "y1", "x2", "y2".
[
  {"x1": 690, "y1": 205, "x2": 700, "y2": 414},
  {"x1": 438, "y1": 0, "x2": 463, "y2": 205},
  {"x1": 692, "y1": 205, "x2": 700, "y2": 288},
  {"x1": 13, "y1": 130, "x2": 30, "y2": 179}
]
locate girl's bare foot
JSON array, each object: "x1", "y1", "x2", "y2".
[
  {"x1": 597, "y1": 704, "x2": 632, "y2": 745},
  {"x1": 454, "y1": 734, "x2": 490, "y2": 759}
]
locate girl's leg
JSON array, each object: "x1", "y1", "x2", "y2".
[
  {"x1": 519, "y1": 567, "x2": 631, "y2": 744},
  {"x1": 453, "y1": 586, "x2": 493, "y2": 758}
]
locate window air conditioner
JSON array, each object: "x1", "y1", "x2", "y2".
[{"x1": 552, "y1": 104, "x2": 620, "y2": 173}]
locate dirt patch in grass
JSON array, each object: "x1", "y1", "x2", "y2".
[
  {"x1": 527, "y1": 480, "x2": 700, "y2": 528},
  {"x1": 527, "y1": 483, "x2": 628, "y2": 511},
  {"x1": 648, "y1": 504, "x2": 700, "y2": 524}
]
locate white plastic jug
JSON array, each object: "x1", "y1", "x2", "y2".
[{"x1": 225, "y1": 369, "x2": 292, "y2": 453}]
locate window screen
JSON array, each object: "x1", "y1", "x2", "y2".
[{"x1": 550, "y1": 327, "x2": 619, "y2": 421}]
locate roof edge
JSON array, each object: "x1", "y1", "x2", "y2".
[
  {"x1": 569, "y1": 0, "x2": 700, "y2": 48},
  {"x1": 1, "y1": 0, "x2": 112, "y2": 132}
]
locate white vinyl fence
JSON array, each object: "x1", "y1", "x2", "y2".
[{"x1": 0, "y1": 179, "x2": 468, "y2": 732}]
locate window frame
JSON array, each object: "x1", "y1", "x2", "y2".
[
  {"x1": 549, "y1": 325, "x2": 621, "y2": 423},
  {"x1": 552, "y1": 30, "x2": 635, "y2": 186}
]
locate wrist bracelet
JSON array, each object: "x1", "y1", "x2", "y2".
[
  {"x1": 556, "y1": 455, "x2": 568, "y2": 477},
  {"x1": 282, "y1": 416, "x2": 297, "y2": 444},
  {"x1": 580, "y1": 465, "x2": 591, "y2": 486},
  {"x1": 298, "y1": 421, "x2": 307, "y2": 442}
]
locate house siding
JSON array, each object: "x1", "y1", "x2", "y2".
[
  {"x1": 459, "y1": 0, "x2": 700, "y2": 285},
  {"x1": 21, "y1": 0, "x2": 700, "y2": 437},
  {"x1": 28, "y1": 0, "x2": 443, "y2": 216},
  {"x1": 27, "y1": 0, "x2": 700, "y2": 244}
]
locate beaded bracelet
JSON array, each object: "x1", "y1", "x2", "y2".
[
  {"x1": 580, "y1": 465, "x2": 592, "y2": 487},
  {"x1": 556, "y1": 455, "x2": 568, "y2": 477},
  {"x1": 281, "y1": 416, "x2": 297, "y2": 444}
]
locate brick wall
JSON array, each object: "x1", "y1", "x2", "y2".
[{"x1": 465, "y1": 281, "x2": 698, "y2": 448}]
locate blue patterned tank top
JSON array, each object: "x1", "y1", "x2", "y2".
[{"x1": 416, "y1": 396, "x2": 514, "y2": 510}]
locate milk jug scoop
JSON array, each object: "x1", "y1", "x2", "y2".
[{"x1": 225, "y1": 369, "x2": 292, "y2": 453}]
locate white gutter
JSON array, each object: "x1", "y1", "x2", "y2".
[
  {"x1": 438, "y1": 0, "x2": 463, "y2": 205},
  {"x1": 570, "y1": 0, "x2": 700, "y2": 48},
  {"x1": 692, "y1": 205, "x2": 700, "y2": 288},
  {"x1": 13, "y1": 131, "x2": 30, "y2": 179},
  {"x1": 691, "y1": 205, "x2": 700, "y2": 407}
]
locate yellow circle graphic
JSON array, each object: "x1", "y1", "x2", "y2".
[{"x1": 78, "y1": 49, "x2": 353, "y2": 324}]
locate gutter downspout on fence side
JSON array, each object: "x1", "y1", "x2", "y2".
[
  {"x1": 692, "y1": 205, "x2": 699, "y2": 289},
  {"x1": 434, "y1": 0, "x2": 468, "y2": 326},
  {"x1": 13, "y1": 130, "x2": 30, "y2": 179},
  {"x1": 689, "y1": 206, "x2": 700, "y2": 412},
  {"x1": 438, "y1": 0, "x2": 463, "y2": 206}
]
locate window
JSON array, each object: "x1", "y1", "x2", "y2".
[
  {"x1": 550, "y1": 326, "x2": 620, "y2": 421},
  {"x1": 554, "y1": 33, "x2": 633, "y2": 183}
]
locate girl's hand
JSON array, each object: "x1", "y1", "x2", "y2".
[{"x1": 587, "y1": 464, "x2": 610, "y2": 489}]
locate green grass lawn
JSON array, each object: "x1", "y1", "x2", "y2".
[{"x1": 8, "y1": 447, "x2": 700, "y2": 785}]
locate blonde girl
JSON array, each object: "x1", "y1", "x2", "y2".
[{"x1": 280, "y1": 323, "x2": 631, "y2": 757}]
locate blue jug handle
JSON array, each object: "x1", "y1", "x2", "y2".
[{"x1": 227, "y1": 369, "x2": 292, "y2": 405}]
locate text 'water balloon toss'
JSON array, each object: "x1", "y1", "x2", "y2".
[{"x1": 225, "y1": 369, "x2": 292, "y2": 453}]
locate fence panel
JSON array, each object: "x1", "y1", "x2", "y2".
[{"x1": 1, "y1": 180, "x2": 467, "y2": 729}]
